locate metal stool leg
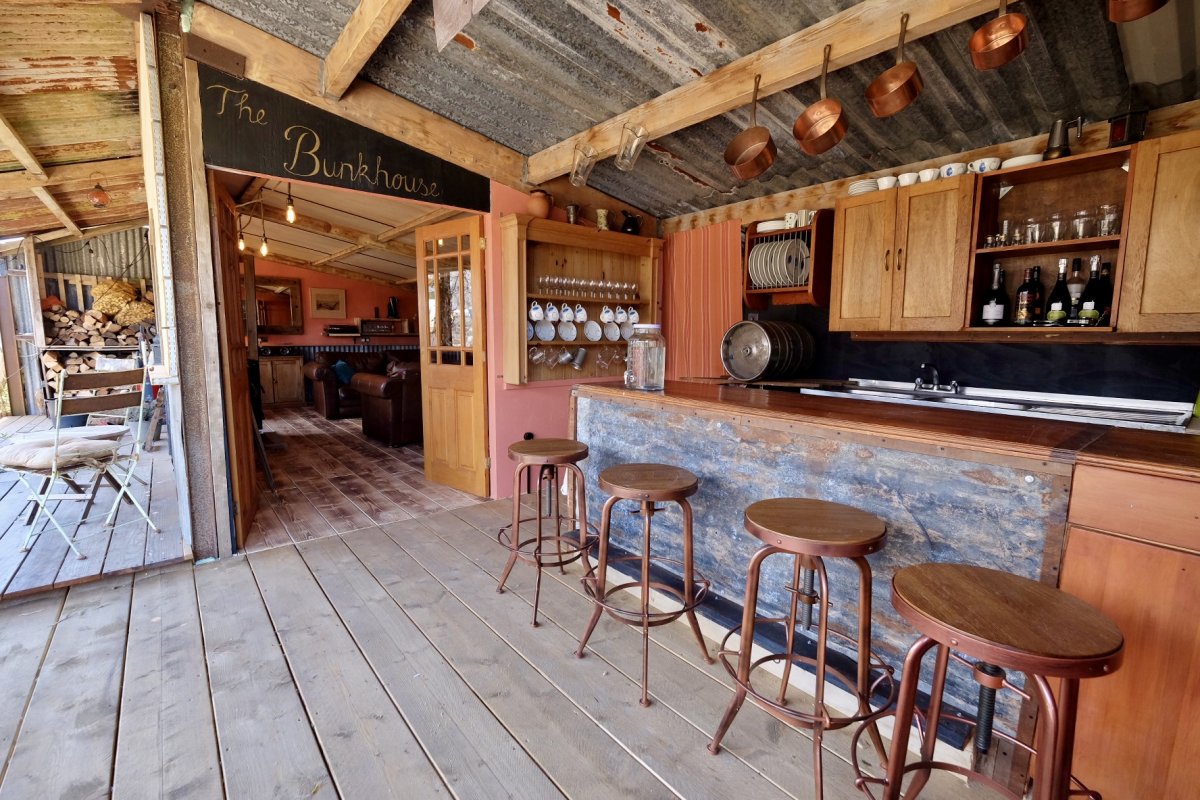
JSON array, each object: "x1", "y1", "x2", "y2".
[
  {"x1": 496, "y1": 462, "x2": 526, "y2": 595},
  {"x1": 639, "y1": 500, "x2": 654, "y2": 707},
  {"x1": 680, "y1": 498, "x2": 713, "y2": 664},
  {"x1": 811, "y1": 558, "x2": 832, "y2": 800},
  {"x1": 853, "y1": 556, "x2": 890, "y2": 767},
  {"x1": 882, "y1": 635, "x2": 939, "y2": 800},
  {"x1": 564, "y1": 463, "x2": 592, "y2": 581},
  {"x1": 577, "y1": 495, "x2": 619, "y2": 658},
  {"x1": 777, "y1": 554, "x2": 807, "y2": 706},
  {"x1": 907, "y1": 641, "x2": 951, "y2": 799}
]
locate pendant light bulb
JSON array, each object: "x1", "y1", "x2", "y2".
[
  {"x1": 285, "y1": 183, "x2": 296, "y2": 223},
  {"x1": 238, "y1": 234, "x2": 245, "y2": 252},
  {"x1": 259, "y1": 238, "x2": 269, "y2": 257}
]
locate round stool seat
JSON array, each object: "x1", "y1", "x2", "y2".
[
  {"x1": 508, "y1": 438, "x2": 588, "y2": 465},
  {"x1": 599, "y1": 463, "x2": 697, "y2": 502},
  {"x1": 744, "y1": 498, "x2": 886, "y2": 557},
  {"x1": 893, "y1": 564, "x2": 1124, "y2": 680}
]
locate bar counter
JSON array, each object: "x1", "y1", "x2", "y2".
[{"x1": 569, "y1": 380, "x2": 1199, "y2": 722}]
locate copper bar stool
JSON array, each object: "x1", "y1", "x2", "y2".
[
  {"x1": 576, "y1": 463, "x2": 713, "y2": 707},
  {"x1": 853, "y1": 563, "x2": 1123, "y2": 800},
  {"x1": 708, "y1": 498, "x2": 895, "y2": 800},
  {"x1": 496, "y1": 438, "x2": 593, "y2": 627}
]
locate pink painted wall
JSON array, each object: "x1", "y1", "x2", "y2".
[{"x1": 249, "y1": 258, "x2": 417, "y2": 346}]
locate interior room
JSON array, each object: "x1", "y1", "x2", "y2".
[{"x1": 0, "y1": 2, "x2": 1198, "y2": 799}]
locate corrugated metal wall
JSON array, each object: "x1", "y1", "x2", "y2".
[
  {"x1": 41, "y1": 227, "x2": 152, "y2": 281},
  {"x1": 662, "y1": 220, "x2": 742, "y2": 380}
]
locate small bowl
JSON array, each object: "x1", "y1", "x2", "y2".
[
  {"x1": 969, "y1": 157, "x2": 1002, "y2": 173},
  {"x1": 898, "y1": 172, "x2": 919, "y2": 187},
  {"x1": 877, "y1": 176, "x2": 899, "y2": 190},
  {"x1": 941, "y1": 162, "x2": 968, "y2": 178},
  {"x1": 918, "y1": 168, "x2": 940, "y2": 183}
]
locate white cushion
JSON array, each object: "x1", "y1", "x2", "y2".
[
  {"x1": 13, "y1": 426, "x2": 128, "y2": 446},
  {"x1": 0, "y1": 438, "x2": 119, "y2": 471}
]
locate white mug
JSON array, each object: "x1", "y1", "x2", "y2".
[
  {"x1": 546, "y1": 303, "x2": 560, "y2": 322},
  {"x1": 784, "y1": 212, "x2": 799, "y2": 228},
  {"x1": 797, "y1": 209, "x2": 813, "y2": 225},
  {"x1": 615, "y1": 306, "x2": 628, "y2": 323},
  {"x1": 600, "y1": 305, "x2": 615, "y2": 323},
  {"x1": 627, "y1": 307, "x2": 639, "y2": 323},
  {"x1": 941, "y1": 162, "x2": 967, "y2": 178},
  {"x1": 574, "y1": 303, "x2": 587, "y2": 322},
  {"x1": 559, "y1": 303, "x2": 573, "y2": 322},
  {"x1": 898, "y1": 172, "x2": 919, "y2": 187},
  {"x1": 918, "y1": 168, "x2": 940, "y2": 183},
  {"x1": 968, "y1": 157, "x2": 1002, "y2": 173},
  {"x1": 529, "y1": 301, "x2": 544, "y2": 321},
  {"x1": 877, "y1": 176, "x2": 898, "y2": 190}
]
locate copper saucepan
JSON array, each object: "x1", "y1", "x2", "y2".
[
  {"x1": 1108, "y1": 0, "x2": 1168, "y2": 23},
  {"x1": 724, "y1": 74, "x2": 777, "y2": 180},
  {"x1": 866, "y1": 13, "x2": 923, "y2": 118},
  {"x1": 969, "y1": 0, "x2": 1029, "y2": 70},
  {"x1": 793, "y1": 44, "x2": 847, "y2": 156}
]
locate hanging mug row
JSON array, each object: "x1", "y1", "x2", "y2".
[{"x1": 529, "y1": 301, "x2": 639, "y2": 324}]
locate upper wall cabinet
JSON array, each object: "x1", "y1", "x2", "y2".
[
  {"x1": 830, "y1": 175, "x2": 974, "y2": 332},
  {"x1": 1117, "y1": 129, "x2": 1200, "y2": 333}
]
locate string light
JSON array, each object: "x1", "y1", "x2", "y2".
[
  {"x1": 285, "y1": 182, "x2": 296, "y2": 224},
  {"x1": 259, "y1": 238, "x2": 269, "y2": 257},
  {"x1": 259, "y1": 190, "x2": 269, "y2": 257},
  {"x1": 237, "y1": 216, "x2": 246, "y2": 251}
]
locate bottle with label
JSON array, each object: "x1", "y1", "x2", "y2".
[
  {"x1": 1030, "y1": 265, "x2": 1045, "y2": 321},
  {"x1": 1078, "y1": 260, "x2": 1104, "y2": 324},
  {"x1": 1067, "y1": 257, "x2": 1086, "y2": 319},
  {"x1": 1045, "y1": 258, "x2": 1072, "y2": 324},
  {"x1": 1098, "y1": 259, "x2": 1114, "y2": 324},
  {"x1": 1013, "y1": 268, "x2": 1039, "y2": 326},
  {"x1": 980, "y1": 263, "x2": 1008, "y2": 326}
]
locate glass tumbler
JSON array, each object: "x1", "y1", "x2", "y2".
[
  {"x1": 1071, "y1": 210, "x2": 1095, "y2": 240},
  {"x1": 1045, "y1": 212, "x2": 1066, "y2": 242},
  {"x1": 1098, "y1": 203, "x2": 1121, "y2": 236},
  {"x1": 1024, "y1": 217, "x2": 1044, "y2": 244}
]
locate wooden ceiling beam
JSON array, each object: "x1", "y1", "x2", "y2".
[
  {"x1": 312, "y1": 243, "x2": 366, "y2": 266},
  {"x1": 0, "y1": 158, "x2": 144, "y2": 198},
  {"x1": 250, "y1": 250, "x2": 410, "y2": 286},
  {"x1": 322, "y1": 0, "x2": 415, "y2": 100},
  {"x1": 255, "y1": 203, "x2": 416, "y2": 259},
  {"x1": 238, "y1": 176, "x2": 269, "y2": 204},
  {"x1": 191, "y1": 2, "x2": 524, "y2": 187},
  {"x1": 0, "y1": 112, "x2": 47, "y2": 179},
  {"x1": 376, "y1": 207, "x2": 459, "y2": 242},
  {"x1": 37, "y1": 218, "x2": 149, "y2": 246},
  {"x1": 29, "y1": 187, "x2": 81, "y2": 237},
  {"x1": 526, "y1": 0, "x2": 1004, "y2": 184}
]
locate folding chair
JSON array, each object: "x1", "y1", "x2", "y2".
[{"x1": 0, "y1": 344, "x2": 156, "y2": 559}]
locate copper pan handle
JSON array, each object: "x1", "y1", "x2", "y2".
[
  {"x1": 897, "y1": 13, "x2": 909, "y2": 65},
  {"x1": 819, "y1": 43, "x2": 832, "y2": 102},
  {"x1": 751, "y1": 74, "x2": 761, "y2": 128}
]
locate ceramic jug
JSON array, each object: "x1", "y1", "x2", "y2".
[{"x1": 620, "y1": 211, "x2": 642, "y2": 235}]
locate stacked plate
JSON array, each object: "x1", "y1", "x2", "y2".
[
  {"x1": 748, "y1": 238, "x2": 810, "y2": 288},
  {"x1": 848, "y1": 178, "x2": 879, "y2": 196},
  {"x1": 756, "y1": 219, "x2": 789, "y2": 233}
]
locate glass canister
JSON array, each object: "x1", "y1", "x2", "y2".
[{"x1": 624, "y1": 323, "x2": 666, "y2": 391}]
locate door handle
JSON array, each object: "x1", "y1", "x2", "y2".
[
  {"x1": 896, "y1": 248, "x2": 904, "y2": 271},
  {"x1": 884, "y1": 249, "x2": 891, "y2": 272}
]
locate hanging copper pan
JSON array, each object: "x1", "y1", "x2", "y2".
[
  {"x1": 1108, "y1": 0, "x2": 1168, "y2": 22},
  {"x1": 969, "y1": 0, "x2": 1029, "y2": 70},
  {"x1": 793, "y1": 44, "x2": 847, "y2": 156},
  {"x1": 866, "y1": 13, "x2": 923, "y2": 118},
  {"x1": 724, "y1": 74, "x2": 777, "y2": 180}
]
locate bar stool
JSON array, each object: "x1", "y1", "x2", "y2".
[
  {"x1": 576, "y1": 463, "x2": 713, "y2": 707},
  {"x1": 853, "y1": 563, "x2": 1123, "y2": 800},
  {"x1": 496, "y1": 438, "x2": 592, "y2": 627},
  {"x1": 708, "y1": 498, "x2": 895, "y2": 800}
]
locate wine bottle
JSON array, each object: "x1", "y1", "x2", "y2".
[
  {"x1": 1078, "y1": 260, "x2": 1103, "y2": 324},
  {"x1": 1098, "y1": 259, "x2": 1114, "y2": 324},
  {"x1": 1013, "y1": 268, "x2": 1038, "y2": 326},
  {"x1": 1030, "y1": 265, "x2": 1045, "y2": 321},
  {"x1": 1067, "y1": 257, "x2": 1086, "y2": 320},
  {"x1": 980, "y1": 263, "x2": 1008, "y2": 326},
  {"x1": 1045, "y1": 258, "x2": 1071, "y2": 324}
]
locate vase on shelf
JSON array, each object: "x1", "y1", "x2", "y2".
[
  {"x1": 595, "y1": 208, "x2": 609, "y2": 231},
  {"x1": 528, "y1": 189, "x2": 552, "y2": 219}
]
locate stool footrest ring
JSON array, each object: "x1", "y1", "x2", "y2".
[
  {"x1": 581, "y1": 554, "x2": 709, "y2": 627},
  {"x1": 497, "y1": 520, "x2": 596, "y2": 571}
]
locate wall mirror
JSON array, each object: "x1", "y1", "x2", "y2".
[{"x1": 253, "y1": 276, "x2": 303, "y2": 334}]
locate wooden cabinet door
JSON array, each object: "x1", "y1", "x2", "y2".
[
  {"x1": 1119, "y1": 129, "x2": 1200, "y2": 332},
  {"x1": 1059, "y1": 526, "x2": 1200, "y2": 798},
  {"x1": 259, "y1": 361, "x2": 277, "y2": 405},
  {"x1": 830, "y1": 191, "x2": 896, "y2": 331},
  {"x1": 270, "y1": 357, "x2": 304, "y2": 405},
  {"x1": 891, "y1": 175, "x2": 973, "y2": 331}
]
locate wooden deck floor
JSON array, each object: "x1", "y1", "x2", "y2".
[
  {"x1": 244, "y1": 406, "x2": 482, "y2": 552},
  {"x1": 0, "y1": 414, "x2": 188, "y2": 601},
  {"x1": 0, "y1": 495, "x2": 989, "y2": 799}
]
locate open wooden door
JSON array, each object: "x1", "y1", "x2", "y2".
[
  {"x1": 209, "y1": 175, "x2": 258, "y2": 548},
  {"x1": 415, "y1": 216, "x2": 488, "y2": 497}
]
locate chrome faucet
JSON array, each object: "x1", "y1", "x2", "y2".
[{"x1": 915, "y1": 363, "x2": 960, "y2": 394}]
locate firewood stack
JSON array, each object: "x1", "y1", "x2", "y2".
[{"x1": 42, "y1": 306, "x2": 154, "y2": 349}]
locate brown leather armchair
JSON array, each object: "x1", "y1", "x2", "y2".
[
  {"x1": 302, "y1": 351, "x2": 386, "y2": 419},
  {"x1": 350, "y1": 364, "x2": 422, "y2": 447}
]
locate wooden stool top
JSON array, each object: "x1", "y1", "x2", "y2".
[
  {"x1": 743, "y1": 498, "x2": 886, "y2": 558},
  {"x1": 599, "y1": 463, "x2": 697, "y2": 501},
  {"x1": 508, "y1": 438, "x2": 588, "y2": 465},
  {"x1": 893, "y1": 564, "x2": 1124, "y2": 679}
]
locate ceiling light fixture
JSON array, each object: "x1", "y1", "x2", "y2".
[
  {"x1": 87, "y1": 173, "x2": 110, "y2": 209},
  {"x1": 614, "y1": 123, "x2": 648, "y2": 172},
  {"x1": 286, "y1": 182, "x2": 296, "y2": 224},
  {"x1": 259, "y1": 191, "x2": 269, "y2": 257}
]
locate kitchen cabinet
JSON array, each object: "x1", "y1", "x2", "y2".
[
  {"x1": 500, "y1": 214, "x2": 661, "y2": 385},
  {"x1": 259, "y1": 355, "x2": 304, "y2": 406},
  {"x1": 829, "y1": 175, "x2": 973, "y2": 332},
  {"x1": 1059, "y1": 462, "x2": 1200, "y2": 799},
  {"x1": 1116, "y1": 129, "x2": 1200, "y2": 332}
]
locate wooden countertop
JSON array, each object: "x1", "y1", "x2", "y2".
[{"x1": 1076, "y1": 426, "x2": 1200, "y2": 481}]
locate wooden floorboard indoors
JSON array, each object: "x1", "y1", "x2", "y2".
[{"x1": 0, "y1": 485, "x2": 994, "y2": 799}]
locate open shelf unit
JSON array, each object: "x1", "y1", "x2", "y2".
[{"x1": 742, "y1": 209, "x2": 834, "y2": 309}]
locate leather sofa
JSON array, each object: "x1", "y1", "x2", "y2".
[
  {"x1": 302, "y1": 350, "x2": 414, "y2": 420},
  {"x1": 351, "y1": 363, "x2": 422, "y2": 447}
]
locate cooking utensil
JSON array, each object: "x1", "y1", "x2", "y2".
[
  {"x1": 724, "y1": 74, "x2": 777, "y2": 180},
  {"x1": 969, "y1": 0, "x2": 1028, "y2": 70},
  {"x1": 866, "y1": 13, "x2": 923, "y2": 117},
  {"x1": 1044, "y1": 116, "x2": 1083, "y2": 160},
  {"x1": 720, "y1": 321, "x2": 815, "y2": 382},
  {"x1": 793, "y1": 45, "x2": 847, "y2": 156},
  {"x1": 1108, "y1": 0, "x2": 1168, "y2": 23}
]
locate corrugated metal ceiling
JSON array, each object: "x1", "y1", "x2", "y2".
[{"x1": 205, "y1": 0, "x2": 1189, "y2": 219}]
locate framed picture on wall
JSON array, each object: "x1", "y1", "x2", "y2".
[{"x1": 310, "y1": 288, "x2": 346, "y2": 319}]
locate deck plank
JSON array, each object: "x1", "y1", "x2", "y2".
[
  {"x1": 297, "y1": 535, "x2": 563, "y2": 799},
  {"x1": 0, "y1": 591, "x2": 64, "y2": 778},
  {"x1": 270, "y1": 486, "x2": 336, "y2": 542},
  {"x1": 143, "y1": 456, "x2": 187, "y2": 566},
  {"x1": 98, "y1": 458, "x2": 154, "y2": 576},
  {"x1": 194, "y1": 557, "x2": 336, "y2": 800},
  {"x1": 327, "y1": 473, "x2": 412, "y2": 525},
  {"x1": 112, "y1": 564, "x2": 223, "y2": 800},
  {"x1": 0, "y1": 576, "x2": 132, "y2": 800},
  {"x1": 291, "y1": 478, "x2": 374, "y2": 534},
  {"x1": 247, "y1": 545, "x2": 451, "y2": 798},
  {"x1": 341, "y1": 525, "x2": 672, "y2": 799}
]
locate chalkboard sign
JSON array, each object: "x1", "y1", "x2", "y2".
[{"x1": 197, "y1": 63, "x2": 490, "y2": 212}]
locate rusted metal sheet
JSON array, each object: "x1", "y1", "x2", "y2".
[
  {"x1": 574, "y1": 392, "x2": 1071, "y2": 730},
  {"x1": 42, "y1": 227, "x2": 152, "y2": 280}
]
